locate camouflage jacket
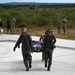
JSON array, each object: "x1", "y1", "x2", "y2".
[
  {"x1": 43, "y1": 34, "x2": 56, "y2": 52},
  {"x1": 14, "y1": 34, "x2": 32, "y2": 53}
]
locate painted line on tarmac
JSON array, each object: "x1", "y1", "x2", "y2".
[{"x1": 56, "y1": 46, "x2": 75, "y2": 50}]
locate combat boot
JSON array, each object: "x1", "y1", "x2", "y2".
[
  {"x1": 29, "y1": 64, "x2": 32, "y2": 68},
  {"x1": 45, "y1": 64, "x2": 47, "y2": 68},
  {"x1": 47, "y1": 68, "x2": 50, "y2": 71},
  {"x1": 26, "y1": 68, "x2": 29, "y2": 71}
]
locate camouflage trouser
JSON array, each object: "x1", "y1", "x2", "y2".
[
  {"x1": 62, "y1": 25, "x2": 66, "y2": 34},
  {"x1": 42, "y1": 52, "x2": 45, "y2": 61},
  {"x1": 45, "y1": 51, "x2": 53, "y2": 69},
  {"x1": 10, "y1": 24, "x2": 15, "y2": 34},
  {"x1": 0, "y1": 27, "x2": 1, "y2": 34},
  {"x1": 22, "y1": 52, "x2": 32, "y2": 69},
  {"x1": 0, "y1": 27, "x2": 3, "y2": 34},
  {"x1": 58, "y1": 28, "x2": 61, "y2": 34}
]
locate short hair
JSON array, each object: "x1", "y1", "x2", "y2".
[
  {"x1": 47, "y1": 29, "x2": 52, "y2": 33},
  {"x1": 21, "y1": 28, "x2": 27, "y2": 32}
]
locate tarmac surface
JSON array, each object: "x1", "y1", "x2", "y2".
[{"x1": 0, "y1": 34, "x2": 75, "y2": 75}]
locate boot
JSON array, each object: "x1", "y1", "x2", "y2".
[
  {"x1": 26, "y1": 68, "x2": 29, "y2": 71},
  {"x1": 29, "y1": 64, "x2": 32, "y2": 68},
  {"x1": 45, "y1": 63, "x2": 47, "y2": 68},
  {"x1": 47, "y1": 68, "x2": 50, "y2": 71}
]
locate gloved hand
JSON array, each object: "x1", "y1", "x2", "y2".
[
  {"x1": 31, "y1": 50, "x2": 33, "y2": 53},
  {"x1": 50, "y1": 50, "x2": 53, "y2": 53},
  {"x1": 53, "y1": 45, "x2": 56, "y2": 48},
  {"x1": 13, "y1": 47, "x2": 16, "y2": 51},
  {"x1": 18, "y1": 45, "x2": 20, "y2": 48}
]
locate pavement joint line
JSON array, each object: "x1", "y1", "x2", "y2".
[
  {"x1": 0, "y1": 40, "x2": 75, "y2": 50},
  {"x1": 56, "y1": 46, "x2": 75, "y2": 50}
]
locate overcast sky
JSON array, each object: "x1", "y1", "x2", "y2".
[{"x1": 0, "y1": 0, "x2": 75, "y2": 3}]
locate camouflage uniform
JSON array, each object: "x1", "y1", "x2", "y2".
[
  {"x1": 43, "y1": 34, "x2": 56, "y2": 71},
  {"x1": 39, "y1": 31, "x2": 47, "y2": 61},
  {"x1": 10, "y1": 18, "x2": 16, "y2": 34},
  {"x1": 62, "y1": 16, "x2": 67, "y2": 34},
  {"x1": 13, "y1": 34, "x2": 32, "y2": 71},
  {"x1": 57, "y1": 19, "x2": 61, "y2": 34},
  {"x1": 0, "y1": 19, "x2": 3, "y2": 34}
]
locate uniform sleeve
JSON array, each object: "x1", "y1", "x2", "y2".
[
  {"x1": 29, "y1": 36, "x2": 33, "y2": 48},
  {"x1": 52, "y1": 35, "x2": 56, "y2": 45},
  {"x1": 28, "y1": 35, "x2": 34, "y2": 52},
  {"x1": 14, "y1": 35, "x2": 22, "y2": 48},
  {"x1": 27, "y1": 35, "x2": 33, "y2": 48},
  {"x1": 43, "y1": 35, "x2": 46, "y2": 49}
]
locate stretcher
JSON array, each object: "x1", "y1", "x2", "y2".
[
  {"x1": 32, "y1": 40, "x2": 56, "y2": 52},
  {"x1": 32, "y1": 40, "x2": 43, "y2": 52}
]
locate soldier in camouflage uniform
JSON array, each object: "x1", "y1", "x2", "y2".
[
  {"x1": 13, "y1": 28, "x2": 33, "y2": 71},
  {"x1": 43, "y1": 29, "x2": 56, "y2": 71},
  {"x1": 0, "y1": 19, "x2": 3, "y2": 34},
  {"x1": 39, "y1": 31, "x2": 47, "y2": 61},
  {"x1": 62, "y1": 16, "x2": 67, "y2": 34},
  {"x1": 10, "y1": 17, "x2": 16, "y2": 34}
]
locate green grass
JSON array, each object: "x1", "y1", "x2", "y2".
[
  {"x1": 1, "y1": 7, "x2": 75, "y2": 28},
  {"x1": 1, "y1": 6, "x2": 75, "y2": 40},
  {"x1": 3, "y1": 27, "x2": 75, "y2": 40}
]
